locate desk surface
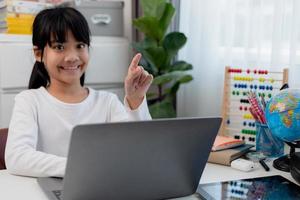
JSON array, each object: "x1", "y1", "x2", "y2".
[{"x1": 0, "y1": 161, "x2": 297, "y2": 200}]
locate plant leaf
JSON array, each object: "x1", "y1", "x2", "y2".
[
  {"x1": 159, "y1": 3, "x2": 175, "y2": 36},
  {"x1": 143, "y1": 46, "x2": 167, "y2": 71},
  {"x1": 153, "y1": 71, "x2": 193, "y2": 85},
  {"x1": 163, "y1": 32, "x2": 187, "y2": 56},
  {"x1": 133, "y1": 17, "x2": 163, "y2": 41},
  {"x1": 146, "y1": 92, "x2": 158, "y2": 99},
  {"x1": 170, "y1": 82, "x2": 180, "y2": 95},
  {"x1": 149, "y1": 98, "x2": 176, "y2": 118},
  {"x1": 140, "y1": 0, "x2": 165, "y2": 18},
  {"x1": 178, "y1": 74, "x2": 193, "y2": 83},
  {"x1": 170, "y1": 61, "x2": 193, "y2": 71},
  {"x1": 132, "y1": 37, "x2": 159, "y2": 75}
]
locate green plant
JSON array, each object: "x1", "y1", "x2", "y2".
[{"x1": 132, "y1": 0, "x2": 193, "y2": 118}]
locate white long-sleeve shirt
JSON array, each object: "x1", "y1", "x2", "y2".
[{"x1": 5, "y1": 87, "x2": 151, "y2": 178}]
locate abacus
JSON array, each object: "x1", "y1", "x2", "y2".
[{"x1": 219, "y1": 66, "x2": 289, "y2": 146}]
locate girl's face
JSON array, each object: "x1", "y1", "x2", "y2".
[{"x1": 40, "y1": 31, "x2": 89, "y2": 87}]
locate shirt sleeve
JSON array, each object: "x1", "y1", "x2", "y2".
[
  {"x1": 123, "y1": 96, "x2": 152, "y2": 121},
  {"x1": 108, "y1": 94, "x2": 152, "y2": 122},
  {"x1": 5, "y1": 92, "x2": 66, "y2": 178}
]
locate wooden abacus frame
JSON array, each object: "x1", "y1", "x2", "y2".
[{"x1": 219, "y1": 66, "x2": 289, "y2": 145}]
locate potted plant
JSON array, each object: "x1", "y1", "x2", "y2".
[{"x1": 133, "y1": 0, "x2": 193, "y2": 118}]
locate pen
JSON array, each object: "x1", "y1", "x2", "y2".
[
  {"x1": 260, "y1": 95, "x2": 266, "y2": 110},
  {"x1": 259, "y1": 159, "x2": 270, "y2": 171}
]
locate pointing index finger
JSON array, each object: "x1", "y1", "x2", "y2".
[{"x1": 129, "y1": 53, "x2": 142, "y2": 71}]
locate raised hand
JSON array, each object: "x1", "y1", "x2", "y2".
[{"x1": 124, "y1": 53, "x2": 153, "y2": 109}]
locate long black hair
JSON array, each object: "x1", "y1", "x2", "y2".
[{"x1": 28, "y1": 6, "x2": 91, "y2": 89}]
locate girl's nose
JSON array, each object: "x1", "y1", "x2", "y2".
[{"x1": 64, "y1": 49, "x2": 79, "y2": 62}]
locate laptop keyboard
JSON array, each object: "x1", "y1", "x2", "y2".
[{"x1": 52, "y1": 190, "x2": 62, "y2": 200}]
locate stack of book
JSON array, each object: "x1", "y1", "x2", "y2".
[
  {"x1": 208, "y1": 135, "x2": 254, "y2": 166},
  {"x1": 0, "y1": 0, "x2": 6, "y2": 33},
  {"x1": 5, "y1": 0, "x2": 52, "y2": 34}
]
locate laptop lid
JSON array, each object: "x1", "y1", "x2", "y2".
[{"x1": 62, "y1": 117, "x2": 221, "y2": 200}]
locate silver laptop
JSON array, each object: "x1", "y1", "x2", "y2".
[{"x1": 38, "y1": 117, "x2": 221, "y2": 200}]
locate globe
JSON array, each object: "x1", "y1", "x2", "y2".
[{"x1": 265, "y1": 88, "x2": 300, "y2": 142}]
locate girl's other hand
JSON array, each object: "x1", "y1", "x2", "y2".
[{"x1": 125, "y1": 53, "x2": 153, "y2": 110}]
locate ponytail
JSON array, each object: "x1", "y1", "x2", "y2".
[{"x1": 28, "y1": 61, "x2": 49, "y2": 89}]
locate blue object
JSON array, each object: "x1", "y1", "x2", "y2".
[
  {"x1": 256, "y1": 122, "x2": 284, "y2": 157},
  {"x1": 265, "y1": 88, "x2": 300, "y2": 142}
]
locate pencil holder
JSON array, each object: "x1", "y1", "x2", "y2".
[{"x1": 255, "y1": 122, "x2": 284, "y2": 157}]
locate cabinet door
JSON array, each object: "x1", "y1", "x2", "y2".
[
  {"x1": 0, "y1": 43, "x2": 33, "y2": 89},
  {"x1": 85, "y1": 39, "x2": 129, "y2": 84}
]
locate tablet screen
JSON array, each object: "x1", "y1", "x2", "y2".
[{"x1": 197, "y1": 175, "x2": 300, "y2": 199}]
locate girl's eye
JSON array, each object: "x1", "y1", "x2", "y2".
[
  {"x1": 77, "y1": 43, "x2": 86, "y2": 49},
  {"x1": 53, "y1": 44, "x2": 64, "y2": 51}
]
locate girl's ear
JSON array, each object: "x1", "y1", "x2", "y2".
[{"x1": 33, "y1": 46, "x2": 42, "y2": 62}]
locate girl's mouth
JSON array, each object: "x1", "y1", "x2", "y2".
[{"x1": 59, "y1": 65, "x2": 80, "y2": 70}]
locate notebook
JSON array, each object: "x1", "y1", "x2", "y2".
[
  {"x1": 208, "y1": 144, "x2": 254, "y2": 166},
  {"x1": 211, "y1": 135, "x2": 245, "y2": 151}
]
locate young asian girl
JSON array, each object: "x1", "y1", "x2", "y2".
[{"x1": 5, "y1": 7, "x2": 153, "y2": 178}]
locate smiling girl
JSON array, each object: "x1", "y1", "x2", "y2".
[{"x1": 5, "y1": 7, "x2": 153, "y2": 177}]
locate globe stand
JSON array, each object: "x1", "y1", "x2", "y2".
[{"x1": 273, "y1": 141, "x2": 300, "y2": 172}]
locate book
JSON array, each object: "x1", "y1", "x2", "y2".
[
  {"x1": 211, "y1": 135, "x2": 245, "y2": 151},
  {"x1": 208, "y1": 144, "x2": 254, "y2": 166}
]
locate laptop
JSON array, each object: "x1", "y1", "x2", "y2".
[{"x1": 38, "y1": 117, "x2": 221, "y2": 200}]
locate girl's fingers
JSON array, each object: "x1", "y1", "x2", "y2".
[
  {"x1": 128, "y1": 53, "x2": 142, "y2": 72},
  {"x1": 126, "y1": 66, "x2": 142, "y2": 83},
  {"x1": 141, "y1": 74, "x2": 153, "y2": 87}
]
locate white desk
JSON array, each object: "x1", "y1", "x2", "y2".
[{"x1": 0, "y1": 161, "x2": 298, "y2": 200}]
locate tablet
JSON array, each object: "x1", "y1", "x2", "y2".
[{"x1": 197, "y1": 175, "x2": 300, "y2": 200}]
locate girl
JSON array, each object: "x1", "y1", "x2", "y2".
[{"x1": 5, "y1": 7, "x2": 153, "y2": 177}]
